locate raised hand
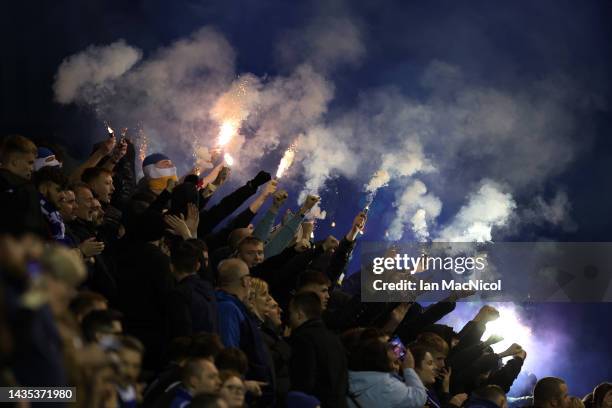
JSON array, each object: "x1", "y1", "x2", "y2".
[
  {"x1": 299, "y1": 195, "x2": 320, "y2": 216},
  {"x1": 474, "y1": 305, "x2": 500, "y2": 323},
  {"x1": 272, "y1": 189, "x2": 289, "y2": 209},
  {"x1": 185, "y1": 203, "x2": 200, "y2": 237},
  {"x1": 164, "y1": 214, "x2": 192, "y2": 240}
]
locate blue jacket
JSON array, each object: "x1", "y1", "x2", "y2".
[
  {"x1": 216, "y1": 290, "x2": 276, "y2": 404},
  {"x1": 347, "y1": 368, "x2": 427, "y2": 408},
  {"x1": 169, "y1": 386, "x2": 192, "y2": 408}
]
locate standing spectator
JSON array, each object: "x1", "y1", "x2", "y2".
[
  {"x1": 167, "y1": 240, "x2": 218, "y2": 337},
  {"x1": 0, "y1": 134, "x2": 47, "y2": 236},
  {"x1": 347, "y1": 338, "x2": 427, "y2": 408},
  {"x1": 216, "y1": 258, "x2": 275, "y2": 406},
  {"x1": 533, "y1": 377, "x2": 571, "y2": 408},
  {"x1": 288, "y1": 292, "x2": 348, "y2": 408}
]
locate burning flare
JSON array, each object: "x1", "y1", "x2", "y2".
[
  {"x1": 224, "y1": 152, "x2": 234, "y2": 166},
  {"x1": 276, "y1": 144, "x2": 297, "y2": 179},
  {"x1": 218, "y1": 121, "x2": 236, "y2": 147}
]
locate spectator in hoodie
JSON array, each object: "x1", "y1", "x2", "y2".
[
  {"x1": 288, "y1": 291, "x2": 348, "y2": 408},
  {"x1": 167, "y1": 240, "x2": 219, "y2": 338},
  {"x1": 346, "y1": 337, "x2": 427, "y2": 408}
]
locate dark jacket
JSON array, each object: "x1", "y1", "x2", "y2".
[
  {"x1": 216, "y1": 290, "x2": 276, "y2": 405},
  {"x1": 289, "y1": 318, "x2": 348, "y2": 408},
  {"x1": 0, "y1": 168, "x2": 48, "y2": 237},
  {"x1": 260, "y1": 319, "x2": 291, "y2": 405},
  {"x1": 66, "y1": 219, "x2": 118, "y2": 304},
  {"x1": 114, "y1": 239, "x2": 174, "y2": 370},
  {"x1": 167, "y1": 274, "x2": 218, "y2": 338}
]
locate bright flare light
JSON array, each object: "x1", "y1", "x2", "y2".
[
  {"x1": 275, "y1": 144, "x2": 296, "y2": 178},
  {"x1": 107, "y1": 126, "x2": 114, "y2": 134},
  {"x1": 218, "y1": 121, "x2": 236, "y2": 146},
  {"x1": 224, "y1": 153, "x2": 234, "y2": 166},
  {"x1": 482, "y1": 305, "x2": 533, "y2": 355}
]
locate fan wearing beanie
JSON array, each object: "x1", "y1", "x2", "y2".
[{"x1": 142, "y1": 153, "x2": 178, "y2": 194}]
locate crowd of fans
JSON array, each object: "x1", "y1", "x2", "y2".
[{"x1": 0, "y1": 132, "x2": 610, "y2": 408}]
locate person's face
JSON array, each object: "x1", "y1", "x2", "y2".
[
  {"x1": 299, "y1": 283, "x2": 330, "y2": 310},
  {"x1": 602, "y1": 390, "x2": 612, "y2": 408},
  {"x1": 118, "y1": 348, "x2": 142, "y2": 385},
  {"x1": 250, "y1": 285, "x2": 270, "y2": 317},
  {"x1": 92, "y1": 199, "x2": 104, "y2": 226},
  {"x1": 219, "y1": 376, "x2": 246, "y2": 408},
  {"x1": 267, "y1": 297, "x2": 283, "y2": 327},
  {"x1": 58, "y1": 190, "x2": 76, "y2": 221},
  {"x1": 91, "y1": 173, "x2": 114, "y2": 204},
  {"x1": 239, "y1": 242, "x2": 264, "y2": 268},
  {"x1": 415, "y1": 352, "x2": 437, "y2": 386},
  {"x1": 430, "y1": 351, "x2": 446, "y2": 375},
  {"x1": 193, "y1": 360, "x2": 221, "y2": 394},
  {"x1": 9, "y1": 152, "x2": 36, "y2": 180},
  {"x1": 557, "y1": 383, "x2": 570, "y2": 408},
  {"x1": 74, "y1": 187, "x2": 96, "y2": 221},
  {"x1": 40, "y1": 182, "x2": 63, "y2": 209}
]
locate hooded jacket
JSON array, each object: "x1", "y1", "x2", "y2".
[
  {"x1": 167, "y1": 274, "x2": 218, "y2": 337},
  {"x1": 347, "y1": 368, "x2": 427, "y2": 408}
]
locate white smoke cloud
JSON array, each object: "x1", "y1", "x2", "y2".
[
  {"x1": 387, "y1": 180, "x2": 442, "y2": 241},
  {"x1": 53, "y1": 40, "x2": 142, "y2": 104},
  {"x1": 436, "y1": 180, "x2": 516, "y2": 242},
  {"x1": 277, "y1": 16, "x2": 365, "y2": 73}
]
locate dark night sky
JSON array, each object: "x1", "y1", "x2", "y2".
[{"x1": 2, "y1": 0, "x2": 611, "y2": 394}]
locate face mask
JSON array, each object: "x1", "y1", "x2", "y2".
[{"x1": 149, "y1": 175, "x2": 178, "y2": 191}]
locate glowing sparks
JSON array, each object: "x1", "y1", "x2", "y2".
[
  {"x1": 224, "y1": 152, "x2": 234, "y2": 166},
  {"x1": 331, "y1": 221, "x2": 336, "y2": 228},
  {"x1": 107, "y1": 125, "x2": 114, "y2": 134},
  {"x1": 218, "y1": 121, "x2": 237, "y2": 147},
  {"x1": 275, "y1": 144, "x2": 297, "y2": 178}
]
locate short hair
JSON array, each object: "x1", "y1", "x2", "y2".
[
  {"x1": 408, "y1": 344, "x2": 433, "y2": 370},
  {"x1": 182, "y1": 357, "x2": 214, "y2": 383},
  {"x1": 81, "y1": 309, "x2": 123, "y2": 342},
  {"x1": 296, "y1": 270, "x2": 331, "y2": 290},
  {"x1": 415, "y1": 332, "x2": 449, "y2": 356},
  {"x1": 290, "y1": 292, "x2": 322, "y2": 320},
  {"x1": 189, "y1": 333, "x2": 224, "y2": 361},
  {"x1": 190, "y1": 393, "x2": 225, "y2": 408},
  {"x1": 217, "y1": 258, "x2": 248, "y2": 288},
  {"x1": 534, "y1": 377, "x2": 566, "y2": 407},
  {"x1": 167, "y1": 336, "x2": 194, "y2": 363},
  {"x1": 215, "y1": 348, "x2": 248, "y2": 375},
  {"x1": 82, "y1": 167, "x2": 113, "y2": 184},
  {"x1": 119, "y1": 335, "x2": 144, "y2": 354},
  {"x1": 350, "y1": 338, "x2": 393, "y2": 372},
  {"x1": 33, "y1": 166, "x2": 68, "y2": 189},
  {"x1": 171, "y1": 240, "x2": 201, "y2": 273},
  {"x1": 593, "y1": 383, "x2": 612, "y2": 408},
  {"x1": 228, "y1": 228, "x2": 252, "y2": 250},
  {"x1": 474, "y1": 385, "x2": 507, "y2": 404},
  {"x1": 70, "y1": 182, "x2": 92, "y2": 195},
  {"x1": 237, "y1": 235, "x2": 263, "y2": 251},
  {"x1": 0, "y1": 135, "x2": 36, "y2": 163},
  {"x1": 187, "y1": 238, "x2": 208, "y2": 254},
  {"x1": 70, "y1": 291, "x2": 107, "y2": 317}
]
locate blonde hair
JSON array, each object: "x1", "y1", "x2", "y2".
[{"x1": 248, "y1": 277, "x2": 269, "y2": 302}]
